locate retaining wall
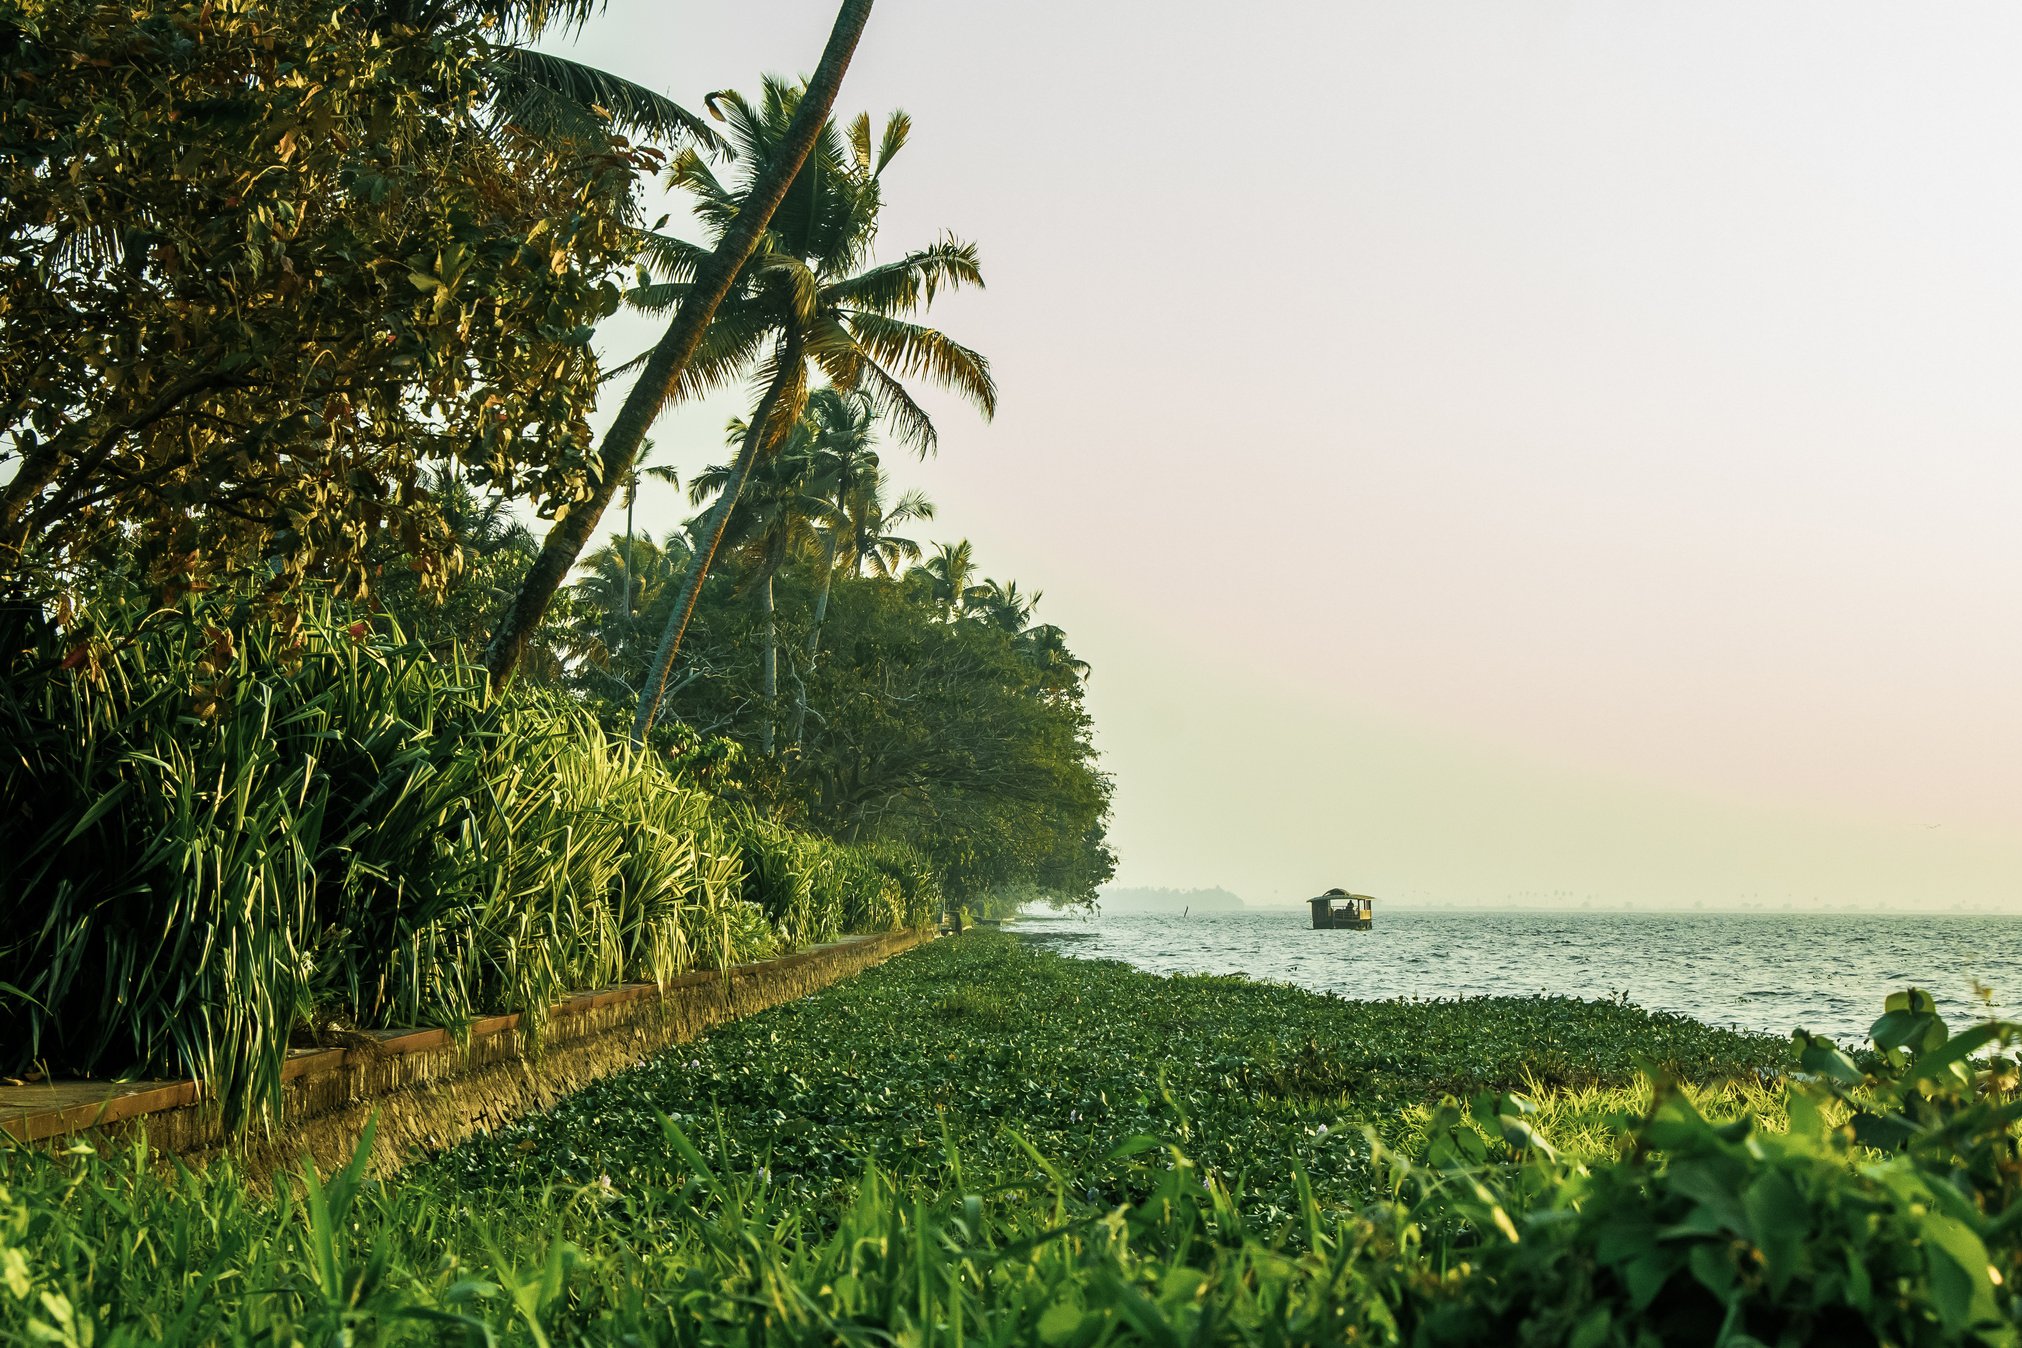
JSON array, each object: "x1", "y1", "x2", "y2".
[{"x1": 0, "y1": 927, "x2": 934, "y2": 1181}]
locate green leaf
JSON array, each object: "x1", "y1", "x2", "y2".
[
  {"x1": 1740, "y1": 1168, "x2": 1807, "y2": 1294},
  {"x1": 1918, "y1": 1210, "x2": 1999, "y2": 1333},
  {"x1": 1036, "y1": 1300, "x2": 1085, "y2": 1346}
]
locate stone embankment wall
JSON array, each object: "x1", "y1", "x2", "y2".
[{"x1": 1, "y1": 928, "x2": 934, "y2": 1181}]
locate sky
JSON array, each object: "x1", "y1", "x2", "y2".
[{"x1": 554, "y1": 1, "x2": 2022, "y2": 911}]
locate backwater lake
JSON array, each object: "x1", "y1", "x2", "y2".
[{"x1": 1011, "y1": 908, "x2": 2022, "y2": 1045}]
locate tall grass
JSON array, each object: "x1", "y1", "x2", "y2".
[{"x1": 0, "y1": 586, "x2": 917, "y2": 1121}]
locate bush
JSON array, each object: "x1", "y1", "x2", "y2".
[
  {"x1": 1403, "y1": 989, "x2": 2021, "y2": 1346},
  {"x1": 0, "y1": 586, "x2": 912, "y2": 1120},
  {"x1": 862, "y1": 839, "x2": 944, "y2": 927}
]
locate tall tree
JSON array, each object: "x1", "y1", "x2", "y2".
[
  {"x1": 483, "y1": 0, "x2": 880, "y2": 689},
  {"x1": 0, "y1": 0, "x2": 662, "y2": 595},
  {"x1": 620, "y1": 440, "x2": 679, "y2": 624},
  {"x1": 687, "y1": 422, "x2": 827, "y2": 756},
  {"x1": 788, "y1": 388, "x2": 932, "y2": 749},
  {"x1": 627, "y1": 90, "x2": 994, "y2": 743}
]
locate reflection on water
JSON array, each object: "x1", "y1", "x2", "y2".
[{"x1": 1012, "y1": 909, "x2": 2022, "y2": 1044}]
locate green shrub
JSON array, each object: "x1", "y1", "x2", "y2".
[
  {"x1": 726, "y1": 815, "x2": 933, "y2": 949},
  {"x1": 1404, "y1": 989, "x2": 2021, "y2": 1346},
  {"x1": 862, "y1": 839, "x2": 944, "y2": 927},
  {"x1": 0, "y1": 586, "x2": 894, "y2": 1119}
]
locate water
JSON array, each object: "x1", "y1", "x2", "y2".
[{"x1": 1012, "y1": 909, "x2": 2022, "y2": 1044}]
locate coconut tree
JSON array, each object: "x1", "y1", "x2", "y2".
[
  {"x1": 483, "y1": 0, "x2": 879, "y2": 689},
  {"x1": 966, "y1": 577, "x2": 1040, "y2": 633},
  {"x1": 917, "y1": 540, "x2": 986, "y2": 616},
  {"x1": 1019, "y1": 621, "x2": 1091, "y2": 687},
  {"x1": 627, "y1": 85, "x2": 995, "y2": 743},
  {"x1": 841, "y1": 474, "x2": 934, "y2": 577},
  {"x1": 565, "y1": 531, "x2": 687, "y2": 700},
  {"x1": 787, "y1": 388, "x2": 934, "y2": 749},
  {"x1": 687, "y1": 420, "x2": 828, "y2": 756},
  {"x1": 619, "y1": 440, "x2": 680, "y2": 622}
]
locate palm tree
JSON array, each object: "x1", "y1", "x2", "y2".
[
  {"x1": 787, "y1": 388, "x2": 934, "y2": 749},
  {"x1": 965, "y1": 577, "x2": 1040, "y2": 633},
  {"x1": 627, "y1": 85, "x2": 995, "y2": 743},
  {"x1": 844, "y1": 477, "x2": 933, "y2": 576},
  {"x1": 917, "y1": 540, "x2": 986, "y2": 616},
  {"x1": 687, "y1": 420, "x2": 828, "y2": 756},
  {"x1": 1019, "y1": 622, "x2": 1091, "y2": 685},
  {"x1": 483, "y1": 0, "x2": 880, "y2": 690},
  {"x1": 620, "y1": 439, "x2": 680, "y2": 622},
  {"x1": 566, "y1": 530, "x2": 687, "y2": 698}
]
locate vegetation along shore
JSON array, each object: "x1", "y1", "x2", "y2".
[
  {"x1": 0, "y1": 0, "x2": 2017, "y2": 1343},
  {"x1": 0, "y1": 933, "x2": 2016, "y2": 1343}
]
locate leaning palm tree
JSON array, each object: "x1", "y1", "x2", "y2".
[
  {"x1": 627, "y1": 85, "x2": 995, "y2": 743},
  {"x1": 483, "y1": 0, "x2": 879, "y2": 689}
]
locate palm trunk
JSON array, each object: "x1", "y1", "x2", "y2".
[
  {"x1": 623, "y1": 484, "x2": 636, "y2": 614},
  {"x1": 759, "y1": 567, "x2": 777, "y2": 757},
  {"x1": 631, "y1": 353, "x2": 796, "y2": 744},
  {"x1": 789, "y1": 528, "x2": 840, "y2": 750},
  {"x1": 482, "y1": 0, "x2": 877, "y2": 690}
]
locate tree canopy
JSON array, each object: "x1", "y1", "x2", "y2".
[{"x1": 0, "y1": 0, "x2": 676, "y2": 595}]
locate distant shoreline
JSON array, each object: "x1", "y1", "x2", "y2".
[{"x1": 1046, "y1": 904, "x2": 2022, "y2": 919}]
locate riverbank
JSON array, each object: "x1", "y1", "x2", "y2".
[{"x1": 2, "y1": 932, "x2": 2013, "y2": 1343}]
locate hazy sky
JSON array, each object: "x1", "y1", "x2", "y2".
[{"x1": 557, "y1": 2, "x2": 2022, "y2": 910}]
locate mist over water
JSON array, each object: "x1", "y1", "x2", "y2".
[{"x1": 1013, "y1": 909, "x2": 2022, "y2": 1045}]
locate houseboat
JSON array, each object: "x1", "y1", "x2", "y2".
[{"x1": 1308, "y1": 888, "x2": 1374, "y2": 930}]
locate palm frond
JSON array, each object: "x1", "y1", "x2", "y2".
[
  {"x1": 874, "y1": 110, "x2": 912, "y2": 175},
  {"x1": 665, "y1": 306, "x2": 774, "y2": 406},
  {"x1": 820, "y1": 237, "x2": 985, "y2": 315},
  {"x1": 748, "y1": 253, "x2": 822, "y2": 326},
  {"x1": 490, "y1": 48, "x2": 727, "y2": 151},
  {"x1": 851, "y1": 351, "x2": 937, "y2": 454},
  {"x1": 887, "y1": 487, "x2": 935, "y2": 526},
  {"x1": 845, "y1": 312, "x2": 998, "y2": 420},
  {"x1": 847, "y1": 112, "x2": 874, "y2": 173},
  {"x1": 632, "y1": 230, "x2": 713, "y2": 286}
]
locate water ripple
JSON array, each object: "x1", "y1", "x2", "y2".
[{"x1": 1013, "y1": 910, "x2": 2022, "y2": 1043}]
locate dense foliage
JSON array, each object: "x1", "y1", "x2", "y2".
[
  {"x1": 0, "y1": 0, "x2": 1108, "y2": 1128},
  {"x1": 0, "y1": 587, "x2": 931, "y2": 1119},
  {"x1": 0, "y1": 935, "x2": 2012, "y2": 1344},
  {"x1": 554, "y1": 557, "x2": 1113, "y2": 906},
  {"x1": 0, "y1": 0, "x2": 658, "y2": 592}
]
